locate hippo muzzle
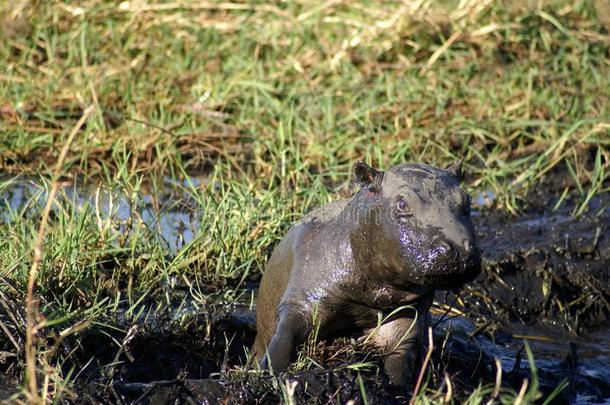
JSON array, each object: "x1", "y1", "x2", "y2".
[{"x1": 416, "y1": 239, "x2": 482, "y2": 290}]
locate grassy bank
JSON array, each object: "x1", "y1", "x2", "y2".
[
  {"x1": 1, "y1": 0, "x2": 609, "y2": 403},
  {"x1": 2, "y1": 0, "x2": 609, "y2": 210}
]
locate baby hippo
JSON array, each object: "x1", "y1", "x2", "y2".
[{"x1": 252, "y1": 161, "x2": 481, "y2": 386}]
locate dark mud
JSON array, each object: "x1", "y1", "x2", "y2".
[
  {"x1": 0, "y1": 181, "x2": 609, "y2": 404},
  {"x1": 465, "y1": 197, "x2": 609, "y2": 332}
]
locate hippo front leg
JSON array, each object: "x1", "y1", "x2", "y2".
[
  {"x1": 367, "y1": 303, "x2": 432, "y2": 386},
  {"x1": 261, "y1": 310, "x2": 308, "y2": 372}
]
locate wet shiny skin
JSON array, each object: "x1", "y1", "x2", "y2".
[{"x1": 253, "y1": 161, "x2": 481, "y2": 386}]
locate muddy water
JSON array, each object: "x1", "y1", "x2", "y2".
[{"x1": 0, "y1": 178, "x2": 609, "y2": 403}]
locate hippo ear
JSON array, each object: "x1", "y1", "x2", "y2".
[
  {"x1": 447, "y1": 159, "x2": 464, "y2": 182},
  {"x1": 353, "y1": 161, "x2": 384, "y2": 192}
]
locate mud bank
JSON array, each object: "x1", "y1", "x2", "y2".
[{"x1": 466, "y1": 196, "x2": 609, "y2": 332}]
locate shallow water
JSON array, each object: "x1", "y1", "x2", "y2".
[
  {"x1": 0, "y1": 176, "x2": 205, "y2": 253},
  {"x1": 435, "y1": 315, "x2": 610, "y2": 393}
]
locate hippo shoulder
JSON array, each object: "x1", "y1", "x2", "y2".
[
  {"x1": 283, "y1": 198, "x2": 350, "y2": 257},
  {"x1": 297, "y1": 199, "x2": 349, "y2": 226}
]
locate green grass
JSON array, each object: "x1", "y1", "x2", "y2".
[
  {"x1": 2, "y1": 0, "x2": 608, "y2": 209},
  {"x1": 0, "y1": 0, "x2": 607, "y2": 403}
]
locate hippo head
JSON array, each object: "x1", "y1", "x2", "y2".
[{"x1": 348, "y1": 161, "x2": 481, "y2": 290}]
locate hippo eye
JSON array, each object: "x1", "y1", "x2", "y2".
[{"x1": 395, "y1": 198, "x2": 412, "y2": 216}]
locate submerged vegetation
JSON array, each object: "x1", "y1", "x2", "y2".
[{"x1": 0, "y1": 0, "x2": 609, "y2": 403}]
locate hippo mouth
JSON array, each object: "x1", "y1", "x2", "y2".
[{"x1": 420, "y1": 251, "x2": 482, "y2": 290}]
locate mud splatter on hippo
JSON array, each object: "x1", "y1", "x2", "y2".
[{"x1": 253, "y1": 161, "x2": 481, "y2": 385}]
